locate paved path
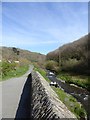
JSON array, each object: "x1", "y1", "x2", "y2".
[{"x1": 0, "y1": 65, "x2": 33, "y2": 119}]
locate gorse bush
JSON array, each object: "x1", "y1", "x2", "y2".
[
  {"x1": 1, "y1": 60, "x2": 29, "y2": 80},
  {"x1": 2, "y1": 61, "x2": 16, "y2": 77}
]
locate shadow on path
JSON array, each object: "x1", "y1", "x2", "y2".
[{"x1": 15, "y1": 73, "x2": 32, "y2": 119}]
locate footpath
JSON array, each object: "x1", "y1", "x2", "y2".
[{"x1": 1, "y1": 66, "x2": 33, "y2": 119}]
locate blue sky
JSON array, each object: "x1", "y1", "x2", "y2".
[{"x1": 2, "y1": 2, "x2": 88, "y2": 54}]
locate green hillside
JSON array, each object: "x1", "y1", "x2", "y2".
[
  {"x1": 46, "y1": 34, "x2": 89, "y2": 75},
  {"x1": 0, "y1": 47, "x2": 46, "y2": 80},
  {"x1": 1, "y1": 47, "x2": 45, "y2": 65}
]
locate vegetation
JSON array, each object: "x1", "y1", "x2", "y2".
[
  {"x1": 1, "y1": 47, "x2": 45, "y2": 66},
  {"x1": 46, "y1": 34, "x2": 89, "y2": 91},
  {"x1": 35, "y1": 67, "x2": 87, "y2": 119},
  {"x1": 52, "y1": 86, "x2": 87, "y2": 119},
  {"x1": 0, "y1": 46, "x2": 46, "y2": 81},
  {"x1": 46, "y1": 34, "x2": 89, "y2": 75},
  {"x1": 34, "y1": 66, "x2": 50, "y2": 83},
  {"x1": 45, "y1": 60, "x2": 59, "y2": 73},
  {"x1": 57, "y1": 72, "x2": 89, "y2": 91},
  {"x1": 0, "y1": 61, "x2": 29, "y2": 81},
  {"x1": 0, "y1": 62, "x2": 2, "y2": 80}
]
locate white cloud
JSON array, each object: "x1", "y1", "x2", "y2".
[{"x1": 2, "y1": 2, "x2": 88, "y2": 54}]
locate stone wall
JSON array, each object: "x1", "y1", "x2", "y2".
[{"x1": 31, "y1": 71, "x2": 77, "y2": 120}]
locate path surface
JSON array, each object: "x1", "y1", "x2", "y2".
[{"x1": 1, "y1": 65, "x2": 33, "y2": 119}]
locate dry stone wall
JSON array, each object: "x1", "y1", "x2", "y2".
[{"x1": 31, "y1": 71, "x2": 77, "y2": 120}]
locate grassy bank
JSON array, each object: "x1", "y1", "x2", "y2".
[
  {"x1": 35, "y1": 67, "x2": 87, "y2": 119},
  {"x1": 0, "y1": 61, "x2": 29, "y2": 81},
  {"x1": 3, "y1": 65, "x2": 29, "y2": 80},
  {"x1": 34, "y1": 67, "x2": 50, "y2": 83},
  {"x1": 57, "y1": 72, "x2": 89, "y2": 91},
  {"x1": 52, "y1": 86, "x2": 87, "y2": 119}
]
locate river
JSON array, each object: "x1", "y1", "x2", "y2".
[{"x1": 47, "y1": 71, "x2": 90, "y2": 117}]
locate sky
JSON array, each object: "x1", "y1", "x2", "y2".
[{"x1": 2, "y1": 2, "x2": 88, "y2": 54}]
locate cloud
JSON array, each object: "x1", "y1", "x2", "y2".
[{"x1": 2, "y1": 2, "x2": 88, "y2": 54}]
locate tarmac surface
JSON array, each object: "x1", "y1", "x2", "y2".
[{"x1": 1, "y1": 65, "x2": 33, "y2": 119}]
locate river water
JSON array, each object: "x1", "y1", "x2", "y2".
[{"x1": 47, "y1": 71, "x2": 90, "y2": 117}]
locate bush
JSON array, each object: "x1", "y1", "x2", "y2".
[
  {"x1": 1, "y1": 60, "x2": 29, "y2": 80},
  {"x1": 45, "y1": 60, "x2": 59, "y2": 73},
  {"x1": 61, "y1": 58, "x2": 79, "y2": 71},
  {"x1": 2, "y1": 61, "x2": 16, "y2": 77}
]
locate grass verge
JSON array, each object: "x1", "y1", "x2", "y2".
[
  {"x1": 34, "y1": 67, "x2": 50, "y2": 83},
  {"x1": 1, "y1": 65, "x2": 29, "y2": 81},
  {"x1": 52, "y1": 86, "x2": 87, "y2": 119}
]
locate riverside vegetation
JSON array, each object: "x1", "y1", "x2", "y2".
[{"x1": 57, "y1": 72, "x2": 89, "y2": 90}]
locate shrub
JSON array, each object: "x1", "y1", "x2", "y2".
[
  {"x1": 2, "y1": 61, "x2": 16, "y2": 77},
  {"x1": 45, "y1": 60, "x2": 59, "y2": 73},
  {"x1": 61, "y1": 58, "x2": 79, "y2": 71},
  {"x1": 1, "y1": 60, "x2": 29, "y2": 80}
]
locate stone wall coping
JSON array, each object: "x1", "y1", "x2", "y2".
[{"x1": 36, "y1": 71, "x2": 77, "y2": 119}]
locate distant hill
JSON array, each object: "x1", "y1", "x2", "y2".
[
  {"x1": 46, "y1": 34, "x2": 89, "y2": 74},
  {"x1": 1, "y1": 47, "x2": 46, "y2": 66}
]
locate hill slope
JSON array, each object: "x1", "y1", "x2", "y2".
[
  {"x1": 46, "y1": 34, "x2": 89, "y2": 74},
  {"x1": 1, "y1": 47, "x2": 46, "y2": 66}
]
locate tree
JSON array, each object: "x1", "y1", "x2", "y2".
[
  {"x1": 12, "y1": 47, "x2": 17, "y2": 53},
  {"x1": 45, "y1": 60, "x2": 59, "y2": 73}
]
